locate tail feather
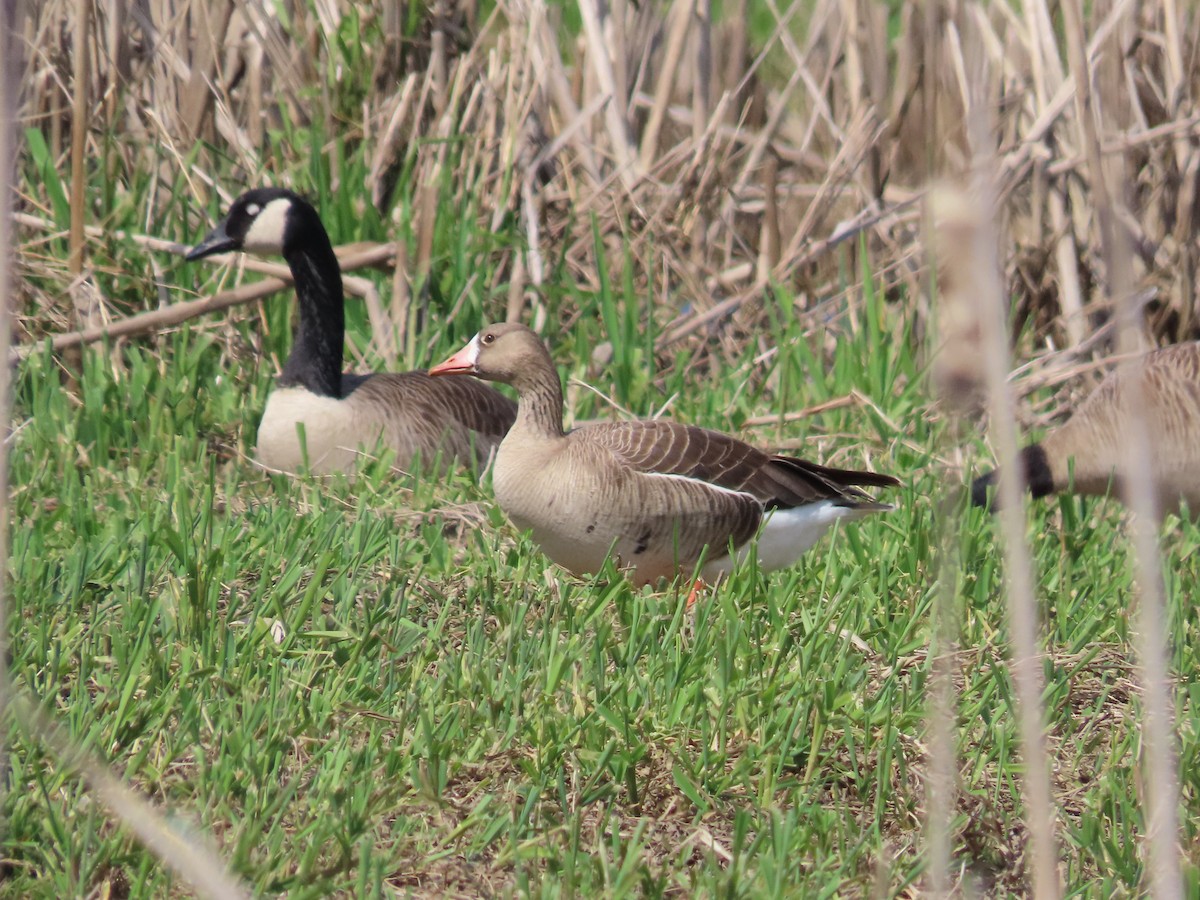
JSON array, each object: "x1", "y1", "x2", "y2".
[{"x1": 772, "y1": 456, "x2": 902, "y2": 491}]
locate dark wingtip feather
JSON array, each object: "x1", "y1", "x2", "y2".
[{"x1": 776, "y1": 458, "x2": 902, "y2": 490}]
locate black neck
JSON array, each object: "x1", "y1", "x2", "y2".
[{"x1": 278, "y1": 225, "x2": 344, "y2": 397}]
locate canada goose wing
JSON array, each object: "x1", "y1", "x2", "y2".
[{"x1": 345, "y1": 372, "x2": 516, "y2": 438}]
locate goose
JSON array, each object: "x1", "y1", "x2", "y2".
[
  {"x1": 185, "y1": 188, "x2": 516, "y2": 475},
  {"x1": 428, "y1": 322, "x2": 900, "y2": 590},
  {"x1": 971, "y1": 342, "x2": 1200, "y2": 515}
]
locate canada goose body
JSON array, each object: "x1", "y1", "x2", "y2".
[
  {"x1": 430, "y1": 323, "x2": 900, "y2": 585},
  {"x1": 186, "y1": 188, "x2": 516, "y2": 475},
  {"x1": 971, "y1": 342, "x2": 1200, "y2": 514}
]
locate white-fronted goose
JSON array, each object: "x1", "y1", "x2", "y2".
[
  {"x1": 429, "y1": 322, "x2": 900, "y2": 587},
  {"x1": 186, "y1": 188, "x2": 516, "y2": 475},
  {"x1": 971, "y1": 342, "x2": 1200, "y2": 514}
]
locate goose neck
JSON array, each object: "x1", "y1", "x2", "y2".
[
  {"x1": 279, "y1": 236, "x2": 344, "y2": 398},
  {"x1": 513, "y1": 369, "x2": 566, "y2": 440}
]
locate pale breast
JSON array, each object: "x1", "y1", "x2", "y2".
[{"x1": 256, "y1": 386, "x2": 383, "y2": 474}]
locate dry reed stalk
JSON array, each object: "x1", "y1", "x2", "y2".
[
  {"x1": 960, "y1": 22, "x2": 1061, "y2": 898},
  {"x1": 392, "y1": 234, "x2": 414, "y2": 367},
  {"x1": 63, "y1": 0, "x2": 94, "y2": 361},
  {"x1": 430, "y1": 0, "x2": 448, "y2": 115},
  {"x1": 517, "y1": 0, "x2": 600, "y2": 188},
  {"x1": 923, "y1": 546, "x2": 958, "y2": 897},
  {"x1": 577, "y1": 0, "x2": 639, "y2": 188},
  {"x1": 638, "y1": 0, "x2": 691, "y2": 170},
  {"x1": 692, "y1": 0, "x2": 712, "y2": 141},
  {"x1": 181, "y1": 0, "x2": 234, "y2": 140},
  {"x1": 2, "y1": 0, "x2": 24, "y2": 832},
  {"x1": 66, "y1": 0, "x2": 88, "y2": 280},
  {"x1": 922, "y1": 17, "x2": 968, "y2": 894},
  {"x1": 1061, "y1": 1, "x2": 1183, "y2": 894},
  {"x1": 955, "y1": 176, "x2": 1062, "y2": 900},
  {"x1": 1109, "y1": 237, "x2": 1185, "y2": 900},
  {"x1": 757, "y1": 150, "x2": 780, "y2": 281},
  {"x1": 930, "y1": 10, "x2": 1062, "y2": 880}
]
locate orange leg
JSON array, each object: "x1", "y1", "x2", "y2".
[{"x1": 685, "y1": 578, "x2": 707, "y2": 609}]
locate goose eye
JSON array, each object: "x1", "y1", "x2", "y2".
[{"x1": 481, "y1": 332, "x2": 495, "y2": 345}]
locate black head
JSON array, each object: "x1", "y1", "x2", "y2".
[
  {"x1": 970, "y1": 443, "x2": 1055, "y2": 511},
  {"x1": 185, "y1": 188, "x2": 318, "y2": 261}
]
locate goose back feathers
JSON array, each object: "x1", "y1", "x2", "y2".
[
  {"x1": 187, "y1": 188, "x2": 516, "y2": 474},
  {"x1": 430, "y1": 322, "x2": 899, "y2": 585},
  {"x1": 971, "y1": 342, "x2": 1200, "y2": 514}
]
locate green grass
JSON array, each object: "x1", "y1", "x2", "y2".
[{"x1": 10, "y1": 209, "x2": 1200, "y2": 895}]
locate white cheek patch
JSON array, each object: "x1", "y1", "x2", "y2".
[{"x1": 242, "y1": 197, "x2": 291, "y2": 254}]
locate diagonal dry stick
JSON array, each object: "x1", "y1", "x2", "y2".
[
  {"x1": 576, "y1": 0, "x2": 640, "y2": 187},
  {"x1": 180, "y1": 0, "x2": 235, "y2": 140},
  {"x1": 638, "y1": 0, "x2": 691, "y2": 170},
  {"x1": 10, "y1": 688, "x2": 250, "y2": 899},
  {"x1": 14, "y1": 244, "x2": 396, "y2": 362}
]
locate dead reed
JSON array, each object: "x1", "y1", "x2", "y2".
[{"x1": 14, "y1": 1, "x2": 1200, "y2": 377}]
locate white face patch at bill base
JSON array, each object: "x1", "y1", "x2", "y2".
[
  {"x1": 464, "y1": 334, "x2": 483, "y2": 366},
  {"x1": 242, "y1": 197, "x2": 292, "y2": 254}
]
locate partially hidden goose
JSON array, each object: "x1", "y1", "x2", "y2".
[
  {"x1": 429, "y1": 322, "x2": 900, "y2": 590},
  {"x1": 971, "y1": 342, "x2": 1200, "y2": 515},
  {"x1": 186, "y1": 188, "x2": 516, "y2": 475}
]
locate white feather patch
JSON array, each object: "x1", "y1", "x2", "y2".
[
  {"x1": 701, "y1": 500, "x2": 872, "y2": 580},
  {"x1": 242, "y1": 197, "x2": 292, "y2": 255},
  {"x1": 639, "y1": 469, "x2": 755, "y2": 500}
]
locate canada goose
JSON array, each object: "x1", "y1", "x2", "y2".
[
  {"x1": 971, "y1": 342, "x2": 1200, "y2": 514},
  {"x1": 186, "y1": 188, "x2": 516, "y2": 475},
  {"x1": 428, "y1": 322, "x2": 900, "y2": 588}
]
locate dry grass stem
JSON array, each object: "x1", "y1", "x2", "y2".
[
  {"x1": 2, "y1": 0, "x2": 24, "y2": 840},
  {"x1": 973, "y1": 182, "x2": 1062, "y2": 900},
  {"x1": 1061, "y1": 2, "x2": 1185, "y2": 893},
  {"x1": 10, "y1": 692, "x2": 250, "y2": 899}
]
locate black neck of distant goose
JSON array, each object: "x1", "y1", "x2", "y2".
[
  {"x1": 1021, "y1": 443, "x2": 1055, "y2": 499},
  {"x1": 513, "y1": 358, "x2": 566, "y2": 439},
  {"x1": 278, "y1": 216, "x2": 344, "y2": 398}
]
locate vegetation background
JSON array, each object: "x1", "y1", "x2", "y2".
[{"x1": 7, "y1": 0, "x2": 1200, "y2": 895}]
